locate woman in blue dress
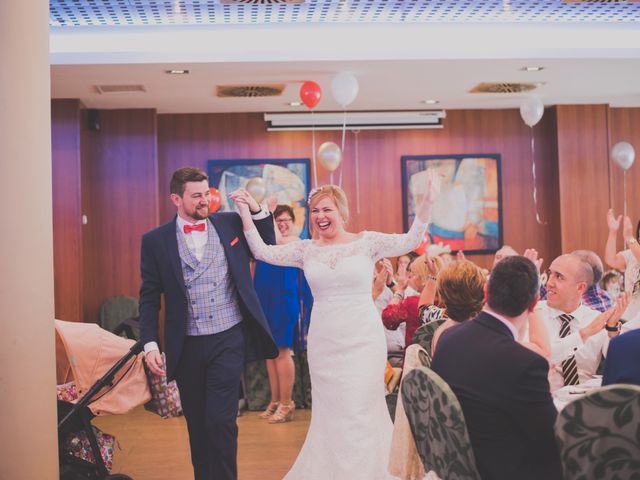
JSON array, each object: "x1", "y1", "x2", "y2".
[{"x1": 254, "y1": 204, "x2": 302, "y2": 423}]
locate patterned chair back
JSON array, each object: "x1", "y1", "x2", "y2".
[
  {"x1": 401, "y1": 366, "x2": 481, "y2": 480},
  {"x1": 555, "y1": 384, "x2": 640, "y2": 480},
  {"x1": 412, "y1": 319, "x2": 446, "y2": 363}
]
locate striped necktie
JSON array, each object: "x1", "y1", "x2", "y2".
[{"x1": 559, "y1": 314, "x2": 580, "y2": 386}]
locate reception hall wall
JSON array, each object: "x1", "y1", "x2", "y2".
[{"x1": 51, "y1": 100, "x2": 640, "y2": 324}]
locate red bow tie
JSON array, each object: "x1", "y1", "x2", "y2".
[{"x1": 183, "y1": 223, "x2": 206, "y2": 234}]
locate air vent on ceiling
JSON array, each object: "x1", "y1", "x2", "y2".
[
  {"x1": 96, "y1": 84, "x2": 146, "y2": 94},
  {"x1": 217, "y1": 84, "x2": 285, "y2": 98},
  {"x1": 218, "y1": 0, "x2": 305, "y2": 4},
  {"x1": 469, "y1": 82, "x2": 538, "y2": 94}
]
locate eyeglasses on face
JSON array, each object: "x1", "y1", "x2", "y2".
[{"x1": 275, "y1": 217, "x2": 293, "y2": 224}]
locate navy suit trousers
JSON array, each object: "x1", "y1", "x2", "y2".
[{"x1": 175, "y1": 323, "x2": 245, "y2": 480}]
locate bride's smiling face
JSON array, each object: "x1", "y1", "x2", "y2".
[{"x1": 310, "y1": 197, "x2": 345, "y2": 239}]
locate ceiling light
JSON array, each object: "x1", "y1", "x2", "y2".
[
  {"x1": 423, "y1": 99, "x2": 439, "y2": 105},
  {"x1": 288, "y1": 101, "x2": 303, "y2": 107},
  {"x1": 521, "y1": 66, "x2": 544, "y2": 72},
  {"x1": 166, "y1": 69, "x2": 189, "y2": 75}
]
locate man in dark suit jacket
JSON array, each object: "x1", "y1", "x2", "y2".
[
  {"x1": 432, "y1": 256, "x2": 562, "y2": 480},
  {"x1": 140, "y1": 167, "x2": 277, "y2": 480},
  {"x1": 603, "y1": 328, "x2": 640, "y2": 386}
]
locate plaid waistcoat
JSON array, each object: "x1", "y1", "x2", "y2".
[{"x1": 176, "y1": 220, "x2": 243, "y2": 336}]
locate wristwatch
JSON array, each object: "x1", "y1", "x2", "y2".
[
  {"x1": 605, "y1": 322, "x2": 621, "y2": 333},
  {"x1": 386, "y1": 279, "x2": 397, "y2": 288}
]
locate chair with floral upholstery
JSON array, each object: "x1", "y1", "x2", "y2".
[
  {"x1": 412, "y1": 319, "x2": 445, "y2": 364},
  {"x1": 401, "y1": 366, "x2": 481, "y2": 480},
  {"x1": 555, "y1": 384, "x2": 640, "y2": 480}
]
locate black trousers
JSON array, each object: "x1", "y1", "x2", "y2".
[{"x1": 175, "y1": 324, "x2": 245, "y2": 480}]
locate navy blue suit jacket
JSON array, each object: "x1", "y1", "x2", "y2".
[
  {"x1": 139, "y1": 212, "x2": 278, "y2": 380},
  {"x1": 431, "y1": 312, "x2": 562, "y2": 480},
  {"x1": 603, "y1": 328, "x2": 640, "y2": 386}
]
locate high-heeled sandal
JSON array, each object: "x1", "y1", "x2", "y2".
[
  {"x1": 268, "y1": 401, "x2": 295, "y2": 424},
  {"x1": 258, "y1": 401, "x2": 280, "y2": 419}
]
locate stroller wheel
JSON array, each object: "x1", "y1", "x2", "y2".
[{"x1": 104, "y1": 475, "x2": 133, "y2": 480}]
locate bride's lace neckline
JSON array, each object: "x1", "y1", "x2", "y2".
[{"x1": 310, "y1": 231, "x2": 367, "y2": 249}]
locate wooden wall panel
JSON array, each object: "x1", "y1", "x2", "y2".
[
  {"x1": 51, "y1": 99, "x2": 83, "y2": 321},
  {"x1": 81, "y1": 109, "x2": 158, "y2": 324},
  {"x1": 158, "y1": 110, "x2": 561, "y2": 270},
  {"x1": 556, "y1": 105, "x2": 611, "y2": 256},
  {"x1": 609, "y1": 108, "x2": 640, "y2": 244}
]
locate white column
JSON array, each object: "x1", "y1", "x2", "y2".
[{"x1": 0, "y1": 1, "x2": 58, "y2": 478}]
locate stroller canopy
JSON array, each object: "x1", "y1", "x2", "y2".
[{"x1": 55, "y1": 320, "x2": 151, "y2": 416}]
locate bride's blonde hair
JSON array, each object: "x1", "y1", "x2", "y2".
[{"x1": 308, "y1": 185, "x2": 350, "y2": 225}]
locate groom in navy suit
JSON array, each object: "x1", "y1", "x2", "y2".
[{"x1": 140, "y1": 167, "x2": 277, "y2": 480}]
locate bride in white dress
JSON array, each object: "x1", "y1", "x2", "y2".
[{"x1": 231, "y1": 178, "x2": 437, "y2": 479}]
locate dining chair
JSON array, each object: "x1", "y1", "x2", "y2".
[
  {"x1": 555, "y1": 384, "x2": 640, "y2": 480},
  {"x1": 401, "y1": 366, "x2": 481, "y2": 480},
  {"x1": 412, "y1": 319, "x2": 446, "y2": 362}
]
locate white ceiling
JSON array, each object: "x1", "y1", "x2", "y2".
[{"x1": 49, "y1": 0, "x2": 640, "y2": 114}]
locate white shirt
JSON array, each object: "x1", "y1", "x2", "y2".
[
  {"x1": 533, "y1": 301, "x2": 608, "y2": 391},
  {"x1": 176, "y1": 216, "x2": 209, "y2": 261}
]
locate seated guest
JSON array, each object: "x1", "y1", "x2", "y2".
[
  {"x1": 535, "y1": 253, "x2": 627, "y2": 391},
  {"x1": 382, "y1": 254, "x2": 436, "y2": 348},
  {"x1": 432, "y1": 256, "x2": 562, "y2": 480},
  {"x1": 373, "y1": 258, "x2": 405, "y2": 367},
  {"x1": 602, "y1": 329, "x2": 640, "y2": 386},
  {"x1": 492, "y1": 244, "x2": 518, "y2": 268},
  {"x1": 572, "y1": 249, "x2": 613, "y2": 312},
  {"x1": 418, "y1": 258, "x2": 486, "y2": 355},
  {"x1": 601, "y1": 269, "x2": 622, "y2": 301}
]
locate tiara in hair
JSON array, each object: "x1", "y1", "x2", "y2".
[{"x1": 308, "y1": 186, "x2": 323, "y2": 204}]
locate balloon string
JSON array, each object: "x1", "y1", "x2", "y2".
[
  {"x1": 339, "y1": 110, "x2": 346, "y2": 188},
  {"x1": 311, "y1": 111, "x2": 317, "y2": 188},
  {"x1": 624, "y1": 170, "x2": 628, "y2": 218},
  {"x1": 354, "y1": 129, "x2": 361, "y2": 214},
  {"x1": 531, "y1": 127, "x2": 546, "y2": 225},
  {"x1": 330, "y1": 172, "x2": 334, "y2": 185}
]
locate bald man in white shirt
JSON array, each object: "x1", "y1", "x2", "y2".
[{"x1": 535, "y1": 253, "x2": 627, "y2": 391}]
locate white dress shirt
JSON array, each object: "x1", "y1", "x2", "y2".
[
  {"x1": 533, "y1": 301, "x2": 608, "y2": 391},
  {"x1": 176, "y1": 216, "x2": 209, "y2": 261}
]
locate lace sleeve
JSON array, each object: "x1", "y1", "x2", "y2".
[
  {"x1": 244, "y1": 227, "x2": 307, "y2": 268},
  {"x1": 366, "y1": 218, "x2": 428, "y2": 261}
]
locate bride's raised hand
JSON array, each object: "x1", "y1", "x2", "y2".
[
  {"x1": 229, "y1": 188, "x2": 255, "y2": 229},
  {"x1": 415, "y1": 169, "x2": 441, "y2": 223}
]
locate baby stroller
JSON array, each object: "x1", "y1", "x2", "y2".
[{"x1": 55, "y1": 320, "x2": 151, "y2": 480}]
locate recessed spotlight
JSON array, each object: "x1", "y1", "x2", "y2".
[
  {"x1": 288, "y1": 101, "x2": 303, "y2": 107},
  {"x1": 521, "y1": 66, "x2": 544, "y2": 72},
  {"x1": 166, "y1": 69, "x2": 189, "y2": 75},
  {"x1": 423, "y1": 99, "x2": 439, "y2": 105}
]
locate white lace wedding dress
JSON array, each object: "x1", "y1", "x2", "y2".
[{"x1": 244, "y1": 219, "x2": 426, "y2": 480}]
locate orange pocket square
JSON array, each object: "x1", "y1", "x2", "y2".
[{"x1": 230, "y1": 237, "x2": 239, "y2": 246}]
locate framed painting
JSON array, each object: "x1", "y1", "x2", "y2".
[
  {"x1": 207, "y1": 158, "x2": 311, "y2": 239},
  {"x1": 401, "y1": 154, "x2": 502, "y2": 254}
]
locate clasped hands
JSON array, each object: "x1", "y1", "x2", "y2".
[{"x1": 229, "y1": 188, "x2": 261, "y2": 216}]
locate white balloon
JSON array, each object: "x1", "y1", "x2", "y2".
[
  {"x1": 245, "y1": 177, "x2": 267, "y2": 203},
  {"x1": 612, "y1": 141, "x2": 636, "y2": 171},
  {"x1": 318, "y1": 142, "x2": 342, "y2": 172},
  {"x1": 331, "y1": 72, "x2": 359, "y2": 108},
  {"x1": 519, "y1": 97, "x2": 544, "y2": 127}
]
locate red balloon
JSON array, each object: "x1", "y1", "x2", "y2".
[
  {"x1": 208, "y1": 187, "x2": 221, "y2": 212},
  {"x1": 300, "y1": 81, "x2": 322, "y2": 109}
]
